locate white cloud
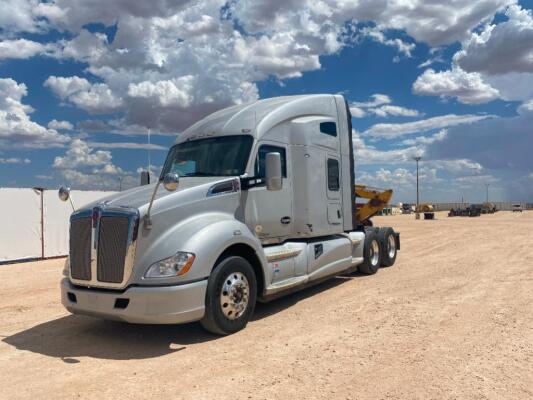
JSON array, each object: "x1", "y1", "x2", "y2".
[
  {"x1": 430, "y1": 159, "x2": 483, "y2": 175},
  {"x1": 518, "y1": 99, "x2": 533, "y2": 114},
  {"x1": 53, "y1": 139, "x2": 136, "y2": 189},
  {"x1": 45, "y1": 76, "x2": 123, "y2": 114},
  {"x1": 2, "y1": 0, "x2": 511, "y2": 135},
  {"x1": 349, "y1": 94, "x2": 420, "y2": 119},
  {"x1": 0, "y1": 39, "x2": 49, "y2": 59},
  {"x1": 413, "y1": 68, "x2": 500, "y2": 104},
  {"x1": 43, "y1": 76, "x2": 91, "y2": 98},
  {"x1": 53, "y1": 138, "x2": 113, "y2": 169},
  {"x1": 232, "y1": 0, "x2": 513, "y2": 47},
  {"x1": 0, "y1": 0, "x2": 48, "y2": 37},
  {"x1": 483, "y1": 72, "x2": 533, "y2": 102},
  {"x1": 351, "y1": 94, "x2": 391, "y2": 108},
  {"x1": 363, "y1": 114, "x2": 495, "y2": 139},
  {"x1": 127, "y1": 76, "x2": 195, "y2": 108},
  {"x1": 359, "y1": 26, "x2": 415, "y2": 57},
  {"x1": 58, "y1": 168, "x2": 136, "y2": 190},
  {"x1": 401, "y1": 129, "x2": 448, "y2": 146},
  {"x1": 0, "y1": 78, "x2": 70, "y2": 148},
  {"x1": 233, "y1": 32, "x2": 321, "y2": 79},
  {"x1": 349, "y1": 106, "x2": 366, "y2": 118},
  {"x1": 0, "y1": 157, "x2": 31, "y2": 164},
  {"x1": 369, "y1": 105, "x2": 420, "y2": 118},
  {"x1": 456, "y1": 5, "x2": 533, "y2": 75},
  {"x1": 47, "y1": 119, "x2": 73, "y2": 130},
  {"x1": 88, "y1": 142, "x2": 167, "y2": 150},
  {"x1": 353, "y1": 130, "x2": 423, "y2": 165},
  {"x1": 455, "y1": 174, "x2": 499, "y2": 184}
]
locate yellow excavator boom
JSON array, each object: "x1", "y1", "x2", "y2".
[{"x1": 354, "y1": 184, "x2": 393, "y2": 223}]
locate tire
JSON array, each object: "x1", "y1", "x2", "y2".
[
  {"x1": 377, "y1": 227, "x2": 397, "y2": 267},
  {"x1": 200, "y1": 256, "x2": 257, "y2": 335},
  {"x1": 358, "y1": 230, "x2": 381, "y2": 275}
]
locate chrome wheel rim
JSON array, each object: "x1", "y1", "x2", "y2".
[
  {"x1": 220, "y1": 272, "x2": 249, "y2": 320},
  {"x1": 370, "y1": 240, "x2": 380, "y2": 266},
  {"x1": 387, "y1": 234, "x2": 396, "y2": 259}
]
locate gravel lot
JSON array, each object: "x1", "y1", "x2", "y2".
[{"x1": 1, "y1": 211, "x2": 532, "y2": 400}]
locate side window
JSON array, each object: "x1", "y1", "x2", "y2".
[
  {"x1": 255, "y1": 145, "x2": 287, "y2": 178},
  {"x1": 327, "y1": 158, "x2": 340, "y2": 191},
  {"x1": 320, "y1": 122, "x2": 337, "y2": 137}
]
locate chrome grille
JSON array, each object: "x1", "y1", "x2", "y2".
[
  {"x1": 97, "y1": 216, "x2": 130, "y2": 283},
  {"x1": 69, "y1": 217, "x2": 92, "y2": 280}
]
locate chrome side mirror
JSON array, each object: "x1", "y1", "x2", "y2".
[
  {"x1": 265, "y1": 152, "x2": 282, "y2": 191},
  {"x1": 58, "y1": 186, "x2": 71, "y2": 201},
  {"x1": 163, "y1": 172, "x2": 179, "y2": 191}
]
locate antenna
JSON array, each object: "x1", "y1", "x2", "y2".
[{"x1": 148, "y1": 128, "x2": 151, "y2": 182}]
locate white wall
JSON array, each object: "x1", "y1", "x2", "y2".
[
  {"x1": 0, "y1": 188, "x2": 116, "y2": 263},
  {"x1": 0, "y1": 188, "x2": 42, "y2": 262}
]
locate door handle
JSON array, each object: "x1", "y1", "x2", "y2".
[
  {"x1": 280, "y1": 216, "x2": 291, "y2": 224},
  {"x1": 337, "y1": 210, "x2": 341, "y2": 219}
]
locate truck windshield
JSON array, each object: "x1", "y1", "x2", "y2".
[{"x1": 161, "y1": 135, "x2": 254, "y2": 177}]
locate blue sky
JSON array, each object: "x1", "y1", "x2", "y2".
[{"x1": 1, "y1": 0, "x2": 533, "y2": 203}]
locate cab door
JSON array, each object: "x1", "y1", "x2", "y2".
[{"x1": 244, "y1": 142, "x2": 293, "y2": 242}]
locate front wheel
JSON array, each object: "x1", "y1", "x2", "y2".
[{"x1": 201, "y1": 256, "x2": 257, "y2": 335}]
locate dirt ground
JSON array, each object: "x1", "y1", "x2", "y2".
[{"x1": 1, "y1": 211, "x2": 532, "y2": 400}]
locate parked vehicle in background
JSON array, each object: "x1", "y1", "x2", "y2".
[
  {"x1": 416, "y1": 203, "x2": 435, "y2": 220},
  {"x1": 59, "y1": 94, "x2": 400, "y2": 335},
  {"x1": 512, "y1": 204, "x2": 524, "y2": 212},
  {"x1": 469, "y1": 204, "x2": 483, "y2": 217},
  {"x1": 481, "y1": 202, "x2": 497, "y2": 214},
  {"x1": 401, "y1": 203, "x2": 414, "y2": 214},
  {"x1": 449, "y1": 204, "x2": 481, "y2": 217}
]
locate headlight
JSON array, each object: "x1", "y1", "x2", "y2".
[{"x1": 144, "y1": 252, "x2": 195, "y2": 278}]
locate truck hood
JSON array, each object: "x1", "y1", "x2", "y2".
[{"x1": 79, "y1": 176, "x2": 232, "y2": 212}]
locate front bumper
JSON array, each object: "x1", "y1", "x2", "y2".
[{"x1": 61, "y1": 278, "x2": 207, "y2": 324}]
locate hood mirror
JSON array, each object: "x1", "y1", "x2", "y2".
[
  {"x1": 58, "y1": 185, "x2": 75, "y2": 211},
  {"x1": 265, "y1": 152, "x2": 282, "y2": 191},
  {"x1": 145, "y1": 172, "x2": 180, "y2": 229},
  {"x1": 58, "y1": 186, "x2": 70, "y2": 201},
  {"x1": 163, "y1": 172, "x2": 180, "y2": 191}
]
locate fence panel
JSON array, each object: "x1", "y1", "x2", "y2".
[
  {"x1": 1, "y1": 188, "x2": 116, "y2": 262},
  {"x1": 0, "y1": 188, "x2": 42, "y2": 262}
]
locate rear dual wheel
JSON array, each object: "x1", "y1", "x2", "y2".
[
  {"x1": 358, "y1": 227, "x2": 397, "y2": 275},
  {"x1": 358, "y1": 230, "x2": 381, "y2": 275},
  {"x1": 377, "y1": 227, "x2": 397, "y2": 267}
]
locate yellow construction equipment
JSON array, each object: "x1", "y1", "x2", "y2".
[{"x1": 354, "y1": 184, "x2": 393, "y2": 225}]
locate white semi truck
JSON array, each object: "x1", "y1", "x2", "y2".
[{"x1": 60, "y1": 94, "x2": 400, "y2": 335}]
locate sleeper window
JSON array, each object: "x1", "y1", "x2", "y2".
[{"x1": 320, "y1": 122, "x2": 337, "y2": 137}]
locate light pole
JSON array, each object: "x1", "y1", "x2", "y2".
[
  {"x1": 413, "y1": 156, "x2": 421, "y2": 218},
  {"x1": 485, "y1": 183, "x2": 490, "y2": 203}
]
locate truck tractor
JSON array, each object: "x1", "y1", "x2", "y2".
[{"x1": 59, "y1": 94, "x2": 400, "y2": 335}]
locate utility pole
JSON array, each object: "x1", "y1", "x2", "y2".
[
  {"x1": 118, "y1": 176, "x2": 123, "y2": 192},
  {"x1": 413, "y1": 156, "x2": 421, "y2": 219},
  {"x1": 485, "y1": 183, "x2": 490, "y2": 203}
]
